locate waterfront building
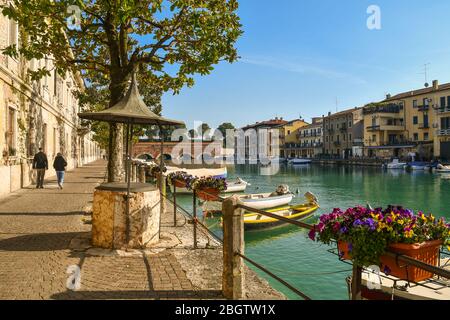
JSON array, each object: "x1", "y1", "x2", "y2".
[
  {"x1": 364, "y1": 80, "x2": 450, "y2": 160},
  {"x1": 277, "y1": 118, "x2": 309, "y2": 158},
  {"x1": 323, "y1": 108, "x2": 363, "y2": 158},
  {"x1": 0, "y1": 13, "x2": 101, "y2": 197},
  {"x1": 293, "y1": 117, "x2": 323, "y2": 158},
  {"x1": 237, "y1": 117, "x2": 287, "y2": 162}
]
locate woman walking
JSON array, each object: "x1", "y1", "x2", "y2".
[{"x1": 53, "y1": 153, "x2": 67, "y2": 189}]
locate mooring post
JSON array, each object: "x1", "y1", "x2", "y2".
[
  {"x1": 138, "y1": 165, "x2": 146, "y2": 183},
  {"x1": 351, "y1": 265, "x2": 362, "y2": 300},
  {"x1": 193, "y1": 190, "x2": 198, "y2": 249},
  {"x1": 222, "y1": 195, "x2": 245, "y2": 299},
  {"x1": 173, "y1": 185, "x2": 177, "y2": 227}
]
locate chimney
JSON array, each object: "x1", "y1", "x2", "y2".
[
  {"x1": 433, "y1": 80, "x2": 439, "y2": 90},
  {"x1": 328, "y1": 112, "x2": 331, "y2": 116},
  {"x1": 386, "y1": 93, "x2": 391, "y2": 100}
]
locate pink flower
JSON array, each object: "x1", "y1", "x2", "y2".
[{"x1": 308, "y1": 228, "x2": 316, "y2": 241}]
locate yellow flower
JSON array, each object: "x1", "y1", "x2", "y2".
[
  {"x1": 448, "y1": 246, "x2": 450, "y2": 252},
  {"x1": 405, "y1": 230, "x2": 414, "y2": 238},
  {"x1": 420, "y1": 213, "x2": 427, "y2": 222},
  {"x1": 398, "y1": 219, "x2": 405, "y2": 226},
  {"x1": 430, "y1": 214, "x2": 435, "y2": 221}
]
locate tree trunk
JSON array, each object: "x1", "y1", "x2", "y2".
[{"x1": 106, "y1": 72, "x2": 128, "y2": 182}]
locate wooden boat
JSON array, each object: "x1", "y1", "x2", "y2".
[
  {"x1": 243, "y1": 201, "x2": 319, "y2": 231},
  {"x1": 169, "y1": 178, "x2": 249, "y2": 194},
  {"x1": 237, "y1": 192, "x2": 294, "y2": 210}
]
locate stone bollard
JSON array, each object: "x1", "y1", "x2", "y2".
[
  {"x1": 139, "y1": 165, "x2": 146, "y2": 183},
  {"x1": 222, "y1": 195, "x2": 245, "y2": 299}
]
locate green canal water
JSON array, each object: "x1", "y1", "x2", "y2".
[{"x1": 174, "y1": 164, "x2": 450, "y2": 300}]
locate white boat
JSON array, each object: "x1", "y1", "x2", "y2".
[
  {"x1": 386, "y1": 158, "x2": 406, "y2": 169},
  {"x1": 165, "y1": 166, "x2": 227, "y2": 179},
  {"x1": 170, "y1": 177, "x2": 249, "y2": 194},
  {"x1": 288, "y1": 158, "x2": 312, "y2": 165},
  {"x1": 435, "y1": 164, "x2": 450, "y2": 173},
  {"x1": 237, "y1": 193, "x2": 294, "y2": 210}
]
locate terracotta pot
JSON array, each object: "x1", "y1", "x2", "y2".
[
  {"x1": 196, "y1": 188, "x2": 220, "y2": 201},
  {"x1": 337, "y1": 241, "x2": 353, "y2": 260},
  {"x1": 380, "y1": 240, "x2": 442, "y2": 282},
  {"x1": 173, "y1": 180, "x2": 186, "y2": 188}
]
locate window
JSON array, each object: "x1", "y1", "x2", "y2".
[
  {"x1": 7, "y1": 107, "x2": 16, "y2": 152},
  {"x1": 448, "y1": 96, "x2": 450, "y2": 108},
  {"x1": 442, "y1": 117, "x2": 450, "y2": 130},
  {"x1": 441, "y1": 97, "x2": 446, "y2": 108},
  {"x1": 413, "y1": 116, "x2": 418, "y2": 125},
  {"x1": 413, "y1": 133, "x2": 419, "y2": 141},
  {"x1": 413, "y1": 100, "x2": 418, "y2": 108},
  {"x1": 326, "y1": 136, "x2": 329, "y2": 142},
  {"x1": 287, "y1": 130, "x2": 291, "y2": 135},
  {"x1": 423, "y1": 98, "x2": 429, "y2": 106},
  {"x1": 424, "y1": 132, "x2": 429, "y2": 141},
  {"x1": 348, "y1": 121, "x2": 352, "y2": 128},
  {"x1": 336, "y1": 123, "x2": 340, "y2": 129},
  {"x1": 343, "y1": 134, "x2": 346, "y2": 141},
  {"x1": 349, "y1": 134, "x2": 352, "y2": 141},
  {"x1": 372, "y1": 135, "x2": 376, "y2": 142}
]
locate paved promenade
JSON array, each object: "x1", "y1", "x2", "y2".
[{"x1": 0, "y1": 160, "x2": 283, "y2": 300}]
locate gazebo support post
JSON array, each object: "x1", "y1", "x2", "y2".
[{"x1": 125, "y1": 121, "x2": 133, "y2": 246}]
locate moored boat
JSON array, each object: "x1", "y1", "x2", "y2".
[
  {"x1": 406, "y1": 161, "x2": 429, "y2": 170},
  {"x1": 237, "y1": 189, "x2": 294, "y2": 210},
  {"x1": 288, "y1": 158, "x2": 312, "y2": 165},
  {"x1": 243, "y1": 193, "x2": 319, "y2": 230},
  {"x1": 169, "y1": 177, "x2": 248, "y2": 194},
  {"x1": 386, "y1": 158, "x2": 406, "y2": 170}
]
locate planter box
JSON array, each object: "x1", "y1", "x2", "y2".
[
  {"x1": 380, "y1": 240, "x2": 442, "y2": 282},
  {"x1": 196, "y1": 188, "x2": 219, "y2": 201},
  {"x1": 337, "y1": 241, "x2": 352, "y2": 260},
  {"x1": 173, "y1": 179, "x2": 186, "y2": 188}
]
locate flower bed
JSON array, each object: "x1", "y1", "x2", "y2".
[
  {"x1": 167, "y1": 171, "x2": 194, "y2": 188},
  {"x1": 190, "y1": 176, "x2": 227, "y2": 201},
  {"x1": 309, "y1": 206, "x2": 450, "y2": 281}
]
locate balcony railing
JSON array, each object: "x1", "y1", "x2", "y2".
[
  {"x1": 417, "y1": 105, "x2": 430, "y2": 112},
  {"x1": 418, "y1": 123, "x2": 430, "y2": 129},
  {"x1": 366, "y1": 125, "x2": 380, "y2": 131},
  {"x1": 438, "y1": 129, "x2": 450, "y2": 136},
  {"x1": 334, "y1": 141, "x2": 341, "y2": 146},
  {"x1": 438, "y1": 106, "x2": 450, "y2": 114}
]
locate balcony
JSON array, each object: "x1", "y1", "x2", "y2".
[
  {"x1": 339, "y1": 126, "x2": 348, "y2": 132},
  {"x1": 417, "y1": 105, "x2": 430, "y2": 112},
  {"x1": 437, "y1": 129, "x2": 450, "y2": 136},
  {"x1": 334, "y1": 141, "x2": 341, "y2": 146},
  {"x1": 367, "y1": 125, "x2": 380, "y2": 131},
  {"x1": 438, "y1": 106, "x2": 450, "y2": 114},
  {"x1": 418, "y1": 123, "x2": 430, "y2": 129}
]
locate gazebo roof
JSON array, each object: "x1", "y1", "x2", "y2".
[{"x1": 78, "y1": 73, "x2": 184, "y2": 127}]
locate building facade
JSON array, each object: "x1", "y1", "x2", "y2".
[
  {"x1": 0, "y1": 12, "x2": 101, "y2": 197},
  {"x1": 237, "y1": 118, "x2": 287, "y2": 162},
  {"x1": 323, "y1": 108, "x2": 363, "y2": 158},
  {"x1": 278, "y1": 118, "x2": 309, "y2": 158},
  {"x1": 363, "y1": 80, "x2": 450, "y2": 160},
  {"x1": 292, "y1": 117, "x2": 323, "y2": 158}
]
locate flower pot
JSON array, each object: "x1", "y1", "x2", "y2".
[
  {"x1": 380, "y1": 240, "x2": 442, "y2": 282},
  {"x1": 337, "y1": 241, "x2": 353, "y2": 260},
  {"x1": 173, "y1": 180, "x2": 186, "y2": 188},
  {"x1": 196, "y1": 188, "x2": 220, "y2": 201}
]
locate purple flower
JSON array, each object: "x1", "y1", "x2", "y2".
[
  {"x1": 340, "y1": 226, "x2": 348, "y2": 234},
  {"x1": 353, "y1": 219, "x2": 363, "y2": 227},
  {"x1": 308, "y1": 229, "x2": 316, "y2": 241},
  {"x1": 364, "y1": 218, "x2": 377, "y2": 231},
  {"x1": 347, "y1": 243, "x2": 353, "y2": 252}
]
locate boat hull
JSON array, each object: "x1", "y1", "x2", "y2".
[
  {"x1": 238, "y1": 193, "x2": 294, "y2": 210},
  {"x1": 169, "y1": 182, "x2": 247, "y2": 194},
  {"x1": 243, "y1": 204, "x2": 318, "y2": 231}
]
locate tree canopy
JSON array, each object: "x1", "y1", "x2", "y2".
[{"x1": 2, "y1": 0, "x2": 242, "y2": 181}]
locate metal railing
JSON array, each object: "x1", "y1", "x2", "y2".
[{"x1": 167, "y1": 184, "x2": 450, "y2": 300}]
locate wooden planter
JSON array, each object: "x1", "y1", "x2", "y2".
[
  {"x1": 380, "y1": 240, "x2": 442, "y2": 282},
  {"x1": 196, "y1": 188, "x2": 220, "y2": 201},
  {"x1": 173, "y1": 179, "x2": 187, "y2": 188},
  {"x1": 337, "y1": 241, "x2": 352, "y2": 260}
]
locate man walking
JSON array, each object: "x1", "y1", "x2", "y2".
[
  {"x1": 53, "y1": 153, "x2": 67, "y2": 189},
  {"x1": 32, "y1": 147, "x2": 48, "y2": 188}
]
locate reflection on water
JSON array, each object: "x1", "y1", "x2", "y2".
[{"x1": 175, "y1": 164, "x2": 450, "y2": 300}]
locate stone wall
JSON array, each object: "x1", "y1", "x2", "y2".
[{"x1": 92, "y1": 187, "x2": 161, "y2": 249}]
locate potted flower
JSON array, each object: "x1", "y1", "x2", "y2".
[
  {"x1": 188, "y1": 176, "x2": 227, "y2": 201},
  {"x1": 149, "y1": 165, "x2": 167, "y2": 179},
  {"x1": 309, "y1": 206, "x2": 450, "y2": 282},
  {"x1": 167, "y1": 171, "x2": 193, "y2": 188}
]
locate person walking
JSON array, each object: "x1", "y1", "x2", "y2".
[
  {"x1": 32, "y1": 147, "x2": 48, "y2": 189},
  {"x1": 53, "y1": 152, "x2": 67, "y2": 189}
]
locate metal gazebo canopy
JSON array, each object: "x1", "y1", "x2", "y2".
[{"x1": 78, "y1": 73, "x2": 184, "y2": 246}]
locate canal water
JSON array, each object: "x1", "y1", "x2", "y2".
[{"x1": 174, "y1": 164, "x2": 450, "y2": 300}]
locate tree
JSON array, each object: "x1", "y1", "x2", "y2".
[
  {"x1": 197, "y1": 122, "x2": 211, "y2": 140},
  {"x1": 188, "y1": 129, "x2": 197, "y2": 139},
  {"x1": 216, "y1": 122, "x2": 235, "y2": 146},
  {"x1": 2, "y1": 0, "x2": 242, "y2": 182}
]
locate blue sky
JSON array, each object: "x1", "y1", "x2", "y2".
[{"x1": 161, "y1": 0, "x2": 450, "y2": 129}]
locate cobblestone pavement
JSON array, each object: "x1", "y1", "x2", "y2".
[
  {"x1": 0, "y1": 161, "x2": 283, "y2": 300},
  {"x1": 0, "y1": 161, "x2": 214, "y2": 300}
]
